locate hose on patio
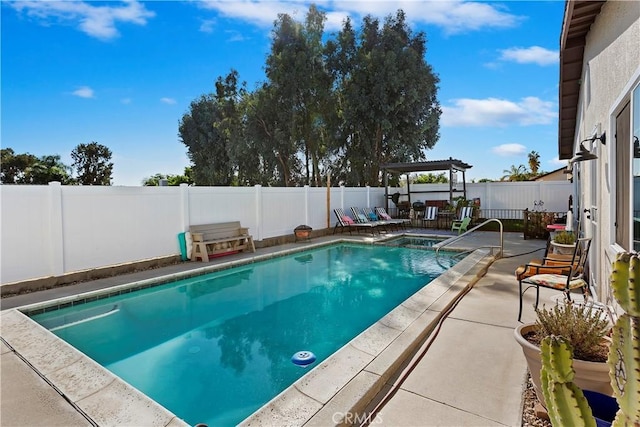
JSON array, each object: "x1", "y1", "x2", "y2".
[{"x1": 358, "y1": 256, "x2": 495, "y2": 427}]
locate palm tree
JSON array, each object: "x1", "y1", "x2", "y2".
[
  {"x1": 502, "y1": 164, "x2": 527, "y2": 181},
  {"x1": 528, "y1": 151, "x2": 541, "y2": 176}
]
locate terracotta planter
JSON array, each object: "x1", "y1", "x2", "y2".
[{"x1": 514, "y1": 324, "x2": 613, "y2": 406}]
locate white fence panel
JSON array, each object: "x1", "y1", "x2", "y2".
[
  {"x1": 188, "y1": 186, "x2": 257, "y2": 229},
  {"x1": 61, "y1": 186, "x2": 182, "y2": 273},
  {"x1": 1, "y1": 185, "x2": 52, "y2": 284},
  {"x1": 260, "y1": 187, "x2": 307, "y2": 238}
]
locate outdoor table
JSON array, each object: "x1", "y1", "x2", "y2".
[{"x1": 437, "y1": 212, "x2": 454, "y2": 229}]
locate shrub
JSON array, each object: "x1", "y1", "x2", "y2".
[
  {"x1": 532, "y1": 302, "x2": 610, "y2": 362},
  {"x1": 554, "y1": 231, "x2": 576, "y2": 245}
]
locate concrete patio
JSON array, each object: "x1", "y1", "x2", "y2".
[{"x1": 1, "y1": 229, "x2": 556, "y2": 426}]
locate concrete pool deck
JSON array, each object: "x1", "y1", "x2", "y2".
[{"x1": 1, "y1": 229, "x2": 555, "y2": 426}]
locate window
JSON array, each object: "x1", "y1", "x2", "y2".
[{"x1": 633, "y1": 87, "x2": 640, "y2": 251}]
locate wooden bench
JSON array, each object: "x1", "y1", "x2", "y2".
[{"x1": 189, "y1": 221, "x2": 255, "y2": 262}]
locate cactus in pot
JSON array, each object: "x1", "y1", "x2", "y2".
[{"x1": 540, "y1": 252, "x2": 640, "y2": 426}]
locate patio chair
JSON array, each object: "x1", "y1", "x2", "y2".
[
  {"x1": 362, "y1": 207, "x2": 398, "y2": 231},
  {"x1": 451, "y1": 216, "x2": 471, "y2": 234},
  {"x1": 458, "y1": 206, "x2": 474, "y2": 221},
  {"x1": 515, "y1": 237, "x2": 575, "y2": 282},
  {"x1": 350, "y1": 207, "x2": 386, "y2": 233},
  {"x1": 375, "y1": 207, "x2": 409, "y2": 229},
  {"x1": 517, "y1": 237, "x2": 592, "y2": 321},
  {"x1": 423, "y1": 206, "x2": 439, "y2": 228},
  {"x1": 333, "y1": 208, "x2": 377, "y2": 235}
]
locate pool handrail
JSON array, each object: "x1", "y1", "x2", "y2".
[{"x1": 434, "y1": 218, "x2": 504, "y2": 259}]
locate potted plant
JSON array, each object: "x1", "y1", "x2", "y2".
[
  {"x1": 514, "y1": 302, "x2": 613, "y2": 407},
  {"x1": 550, "y1": 231, "x2": 577, "y2": 254},
  {"x1": 538, "y1": 252, "x2": 640, "y2": 426}
]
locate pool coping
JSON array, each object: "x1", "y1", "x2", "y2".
[{"x1": 0, "y1": 236, "x2": 495, "y2": 426}]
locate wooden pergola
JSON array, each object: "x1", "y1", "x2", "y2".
[{"x1": 381, "y1": 158, "x2": 473, "y2": 211}]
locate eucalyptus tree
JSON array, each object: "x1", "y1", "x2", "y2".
[
  {"x1": 243, "y1": 83, "x2": 302, "y2": 186},
  {"x1": 180, "y1": 93, "x2": 227, "y2": 185},
  {"x1": 263, "y1": 5, "x2": 332, "y2": 186},
  {"x1": 70, "y1": 142, "x2": 113, "y2": 185},
  {"x1": 328, "y1": 11, "x2": 441, "y2": 186}
]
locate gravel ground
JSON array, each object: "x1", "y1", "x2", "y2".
[{"x1": 521, "y1": 373, "x2": 551, "y2": 427}]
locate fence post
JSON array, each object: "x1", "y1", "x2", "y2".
[
  {"x1": 340, "y1": 185, "x2": 345, "y2": 209},
  {"x1": 180, "y1": 183, "x2": 190, "y2": 231},
  {"x1": 304, "y1": 185, "x2": 310, "y2": 225},
  {"x1": 254, "y1": 185, "x2": 263, "y2": 241},
  {"x1": 48, "y1": 181, "x2": 65, "y2": 276}
]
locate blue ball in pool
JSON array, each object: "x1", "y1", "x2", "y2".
[{"x1": 291, "y1": 351, "x2": 316, "y2": 367}]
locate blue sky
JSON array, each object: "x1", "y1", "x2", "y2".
[{"x1": 2, "y1": 0, "x2": 567, "y2": 186}]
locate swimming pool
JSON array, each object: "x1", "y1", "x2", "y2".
[{"x1": 29, "y1": 242, "x2": 459, "y2": 426}]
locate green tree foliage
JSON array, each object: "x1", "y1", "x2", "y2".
[
  {"x1": 142, "y1": 167, "x2": 194, "y2": 186},
  {"x1": 528, "y1": 150, "x2": 541, "y2": 175},
  {"x1": 71, "y1": 142, "x2": 113, "y2": 185},
  {"x1": 501, "y1": 164, "x2": 528, "y2": 181},
  {"x1": 327, "y1": 11, "x2": 441, "y2": 186},
  {"x1": 1, "y1": 148, "x2": 72, "y2": 184},
  {"x1": 413, "y1": 172, "x2": 448, "y2": 184},
  {"x1": 183, "y1": 6, "x2": 440, "y2": 187}
]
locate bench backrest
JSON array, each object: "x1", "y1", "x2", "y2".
[{"x1": 189, "y1": 221, "x2": 247, "y2": 241}]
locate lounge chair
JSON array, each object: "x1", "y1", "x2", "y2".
[
  {"x1": 350, "y1": 207, "x2": 385, "y2": 233},
  {"x1": 333, "y1": 208, "x2": 377, "y2": 235},
  {"x1": 362, "y1": 207, "x2": 398, "y2": 231},
  {"x1": 451, "y1": 216, "x2": 471, "y2": 234},
  {"x1": 517, "y1": 237, "x2": 592, "y2": 321},
  {"x1": 375, "y1": 207, "x2": 409, "y2": 229},
  {"x1": 423, "y1": 206, "x2": 439, "y2": 228}
]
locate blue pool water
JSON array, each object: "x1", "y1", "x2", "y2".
[
  {"x1": 381, "y1": 236, "x2": 445, "y2": 248},
  {"x1": 31, "y1": 243, "x2": 459, "y2": 426}
]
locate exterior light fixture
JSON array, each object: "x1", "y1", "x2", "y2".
[{"x1": 570, "y1": 131, "x2": 606, "y2": 162}]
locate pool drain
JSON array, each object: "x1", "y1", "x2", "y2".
[{"x1": 291, "y1": 351, "x2": 316, "y2": 367}]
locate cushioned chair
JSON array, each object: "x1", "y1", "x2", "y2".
[
  {"x1": 350, "y1": 207, "x2": 386, "y2": 233},
  {"x1": 451, "y1": 216, "x2": 471, "y2": 234},
  {"x1": 333, "y1": 208, "x2": 377, "y2": 235},
  {"x1": 515, "y1": 237, "x2": 574, "y2": 281},
  {"x1": 458, "y1": 206, "x2": 474, "y2": 220},
  {"x1": 517, "y1": 237, "x2": 592, "y2": 321},
  {"x1": 362, "y1": 207, "x2": 399, "y2": 231},
  {"x1": 423, "y1": 206, "x2": 439, "y2": 228},
  {"x1": 375, "y1": 207, "x2": 409, "y2": 229}
]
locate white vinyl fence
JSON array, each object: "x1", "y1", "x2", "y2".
[{"x1": 0, "y1": 180, "x2": 571, "y2": 285}]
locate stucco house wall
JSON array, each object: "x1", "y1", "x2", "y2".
[{"x1": 570, "y1": 0, "x2": 640, "y2": 301}]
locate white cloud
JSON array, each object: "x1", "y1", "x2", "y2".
[
  {"x1": 498, "y1": 46, "x2": 558, "y2": 66},
  {"x1": 441, "y1": 96, "x2": 556, "y2": 127},
  {"x1": 195, "y1": 1, "x2": 523, "y2": 34},
  {"x1": 549, "y1": 156, "x2": 569, "y2": 167},
  {"x1": 121, "y1": 98, "x2": 132, "y2": 105},
  {"x1": 8, "y1": 1, "x2": 155, "y2": 40},
  {"x1": 200, "y1": 19, "x2": 216, "y2": 33},
  {"x1": 72, "y1": 86, "x2": 95, "y2": 98},
  {"x1": 492, "y1": 144, "x2": 526, "y2": 156},
  {"x1": 225, "y1": 30, "x2": 249, "y2": 42},
  {"x1": 160, "y1": 97, "x2": 177, "y2": 105}
]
